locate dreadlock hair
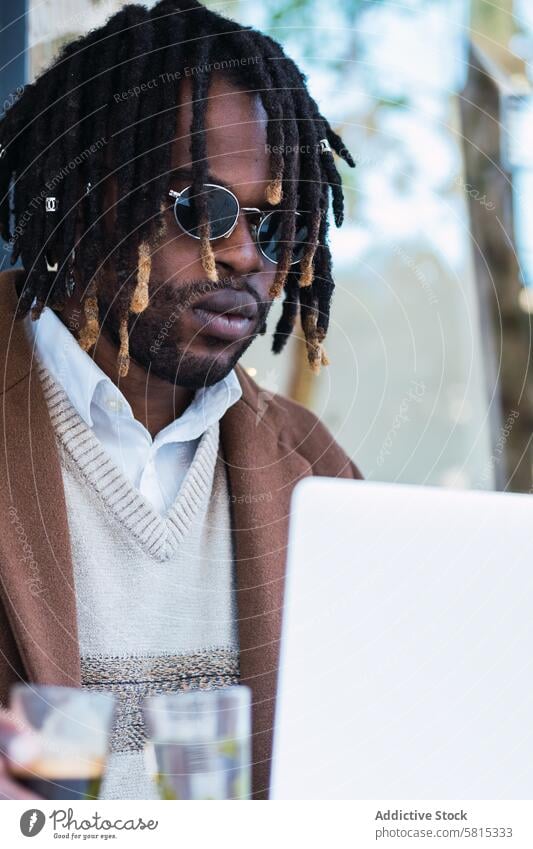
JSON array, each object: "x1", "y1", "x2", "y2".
[{"x1": 0, "y1": 0, "x2": 355, "y2": 375}]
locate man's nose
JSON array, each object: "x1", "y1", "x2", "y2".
[{"x1": 213, "y1": 214, "x2": 267, "y2": 278}]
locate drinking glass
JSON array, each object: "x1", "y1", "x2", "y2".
[
  {"x1": 143, "y1": 686, "x2": 251, "y2": 800},
  {"x1": 8, "y1": 684, "x2": 115, "y2": 800}
]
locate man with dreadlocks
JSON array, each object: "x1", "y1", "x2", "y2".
[{"x1": 0, "y1": 0, "x2": 362, "y2": 800}]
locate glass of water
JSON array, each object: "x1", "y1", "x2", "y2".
[{"x1": 143, "y1": 686, "x2": 252, "y2": 800}]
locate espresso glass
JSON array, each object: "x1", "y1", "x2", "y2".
[
  {"x1": 8, "y1": 684, "x2": 115, "y2": 800},
  {"x1": 143, "y1": 686, "x2": 251, "y2": 800}
]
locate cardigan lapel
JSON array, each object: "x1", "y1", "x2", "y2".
[
  {"x1": 221, "y1": 381, "x2": 312, "y2": 798},
  {"x1": 0, "y1": 272, "x2": 81, "y2": 690}
]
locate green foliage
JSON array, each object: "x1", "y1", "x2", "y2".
[
  {"x1": 258, "y1": 0, "x2": 384, "y2": 78},
  {"x1": 266, "y1": 0, "x2": 377, "y2": 26}
]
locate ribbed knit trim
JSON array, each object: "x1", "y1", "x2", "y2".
[
  {"x1": 38, "y1": 365, "x2": 221, "y2": 562},
  {"x1": 81, "y1": 649, "x2": 240, "y2": 753}
]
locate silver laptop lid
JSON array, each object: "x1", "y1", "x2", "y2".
[{"x1": 271, "y1": 478, "x2": 533, "y2": 799}]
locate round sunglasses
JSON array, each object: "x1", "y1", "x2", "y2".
[{"x1": 168, "y1": 183, "x2": 308, "y2": 265}]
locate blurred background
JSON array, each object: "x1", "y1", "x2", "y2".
[{"x1": 2, "y1": 0, "x2": 532, "y2": 492}]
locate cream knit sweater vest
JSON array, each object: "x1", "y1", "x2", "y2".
[{"x1": 39, "y1": 366, "x2": 239, "y2": 800}]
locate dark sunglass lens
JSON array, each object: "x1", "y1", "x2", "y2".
[
  {"x1": 206, "y1": 186, "x2": 239, "y2": 239},
  {"x1": 257, "y1": 212, "x2": 309, "y2": 264},
  {"x1": 174, "y1": 185, "x2": 238, "y2": 240},
  {"x1": 174, "y1": 188, "x2": 197, "y2": 235}
]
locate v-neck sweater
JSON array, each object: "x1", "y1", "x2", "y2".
[{"x1": 39, "y1": 365, "x2": 239, "y2": 799}]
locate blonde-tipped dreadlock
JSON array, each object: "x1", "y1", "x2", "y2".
[
  {"x1": 270, "y1": 267, "x2": 289, "y2": 301},
  {"x1": 78, "y1": 279, "x2": 101, "y2": 351},
  {"x1": 298, "y1": 257, "x2": 315, "y2": 288},
  {"x1": 117, "y1": 315, "x2": 130, "y2": 378},
  {"x1": 301, "y1": 305, "x2": 326, "y2": 374},
  {"x1": 130, "y1": 241, "x2": 151, "y2": 313},
  {"x1": 265, "y1": 175, "x2": 283, "y2": 206},
  {"x1": 298, "y1": 210, "x2": 322, "y2": 288},
  {"x1": 199, "y1": 223, "x2": 218, "y2": 283},
  {"x1": 115, "y1": 241, "x2": 154, "y2": 377},
  {"x1": 269, "y1": 210, "x2": 297, "y2": 301},
  {"x1": 307, "y1": 339, "x2": 323, "y2": 374}
]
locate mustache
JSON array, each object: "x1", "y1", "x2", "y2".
[
  {"x1": 97, "y1": 274, "x2": 271, "y2": 352},
  {"x1": 145, "y1": 275, "x2": 263, "y2": 319}
]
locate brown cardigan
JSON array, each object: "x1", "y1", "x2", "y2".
[{"x1": 0, "y1": 268, "x2": 362, "y2": 798}]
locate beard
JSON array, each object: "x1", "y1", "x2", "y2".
[{"x1": 98, "y1": 275, "x2": 271, "y2": 390}]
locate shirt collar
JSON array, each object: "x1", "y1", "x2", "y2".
[
  {"x1": 24, "y1": 306, "x2": 110, "y2": 427},
  {"x1": 153, "y1": 366, "x2": 241, "y2": 447},
  {"x1": 23, "y1": 306, "x2": 242, "y2": 441}
]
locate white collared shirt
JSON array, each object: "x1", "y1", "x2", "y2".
[{"x1": 23, "y1": 307, "x2": 242, "y2": 515}]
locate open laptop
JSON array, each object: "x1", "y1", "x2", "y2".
[{"x1": 270, "y1": 478, "x2": 533, "y2": 799}]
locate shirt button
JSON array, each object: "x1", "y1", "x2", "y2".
[{"x1": 106, "y1": 398, "x2": 124, "y2": 412}]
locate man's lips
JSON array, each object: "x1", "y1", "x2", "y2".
[
  {"x1": 192, "y1": 289, "x2": 258, "y2": 319},
  {"x1": 189, "y1": 288, "x2": 259, "y2": 342}
]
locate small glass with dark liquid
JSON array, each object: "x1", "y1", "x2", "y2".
[
  {"x1": 143, "y1": 686, "x2": 251, "y2": 800},
  {"x1": 8, "y1": 685, "x2": 115, "y2": 800},
  {"x1": 9, "y1": 757, "x2": 105, "y2": 800}
]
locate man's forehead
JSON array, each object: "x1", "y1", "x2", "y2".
[{"x1": 171, "y1": 75, "x2": 270, "y2": 191}]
